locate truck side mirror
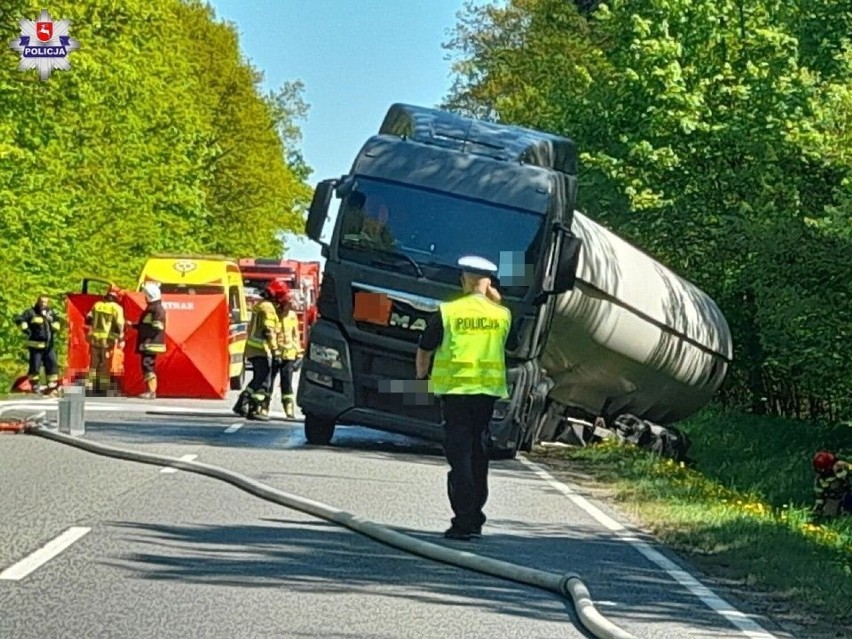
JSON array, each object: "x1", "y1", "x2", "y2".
[
  {"x1": 552, "y1": 230, "x2": 582, "y2": 294},
  {"x1": 306, "y1": 179, "x2": 336, "y2": 243}
]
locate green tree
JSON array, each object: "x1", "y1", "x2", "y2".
[
  {"x1": 0, "y1": 0, "x2": 312, "y2": 388},
  {"x1": 444, "y1": 0, "x2": 852, "y2": 419}
]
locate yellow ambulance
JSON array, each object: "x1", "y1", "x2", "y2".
[{"x1": 136, "y1": 254, "x2": 249, "y2": 389}]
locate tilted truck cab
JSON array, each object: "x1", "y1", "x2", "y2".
[
  {"x1": 297, "y1": 104, "x2": 732, "y2": 457},
  {"x1": 137, "y1": 254, "x2": 250, "y2": 390}
]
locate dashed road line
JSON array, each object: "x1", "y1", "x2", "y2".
[
  {"x1": 518, "y1": 456, "x2": 779, "y2": 639},
  {"x1": 0, "y1": 527, "x2": 91, "y2": 581},
  {"x1": 160, "y1": 454, "x2": 198, "y2": 474}
]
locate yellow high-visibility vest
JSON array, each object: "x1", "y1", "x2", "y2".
[{"x1": 429, "y1": 293, "x2": 510, "y2": 398}]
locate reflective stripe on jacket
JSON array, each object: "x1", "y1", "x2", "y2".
[
  {"x1": 815, "y1": 463, "x2": 849, "y2": 505},
  {"x1": 15, "y1": 306, "x2": 61, "y2": 350},
  {"x1": 86, "y1": 300, "x2": 125, "y2": 345},
  {"x1": 429, "y1": 293, "x2": 510, "y2": 398},
  {"x1": 245, "y1": 300, "x2": 280, "y2": 358},
  {"x1": 137, "y1": 302, "x2": 166, "y2": 354}
]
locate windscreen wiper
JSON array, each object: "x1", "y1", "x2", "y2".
[
  {"x1": 370, "y1": 248, "x2": 425, "y2": 279},
  {"x1": 344, "y1": 238, "x2": 425, "y2": 278}
]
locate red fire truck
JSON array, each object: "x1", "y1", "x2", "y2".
[{"x1": 238, "y1": 258, "x2": 321, "y2": 349}]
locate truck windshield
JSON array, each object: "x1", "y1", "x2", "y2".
[{"x1": 337, "y1": 179, "x2": 545, "y2": 291}]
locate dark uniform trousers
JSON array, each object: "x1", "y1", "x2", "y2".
[
  {"x1": 28, "y1": 348, "x2": 58, "y2": 383},
  {"x1": 247, "y1": 355, "x2": 272, "y2": 395},
  {"x1": 440, "y1": 393, "x2": 497, "y2": 532}
]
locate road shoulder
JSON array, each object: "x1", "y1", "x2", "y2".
[{"x1": 527, "y1": 446, "x2": 849, "y2": 639}]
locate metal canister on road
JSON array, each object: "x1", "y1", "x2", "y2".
[{"x1": 58, "y1": 384, "x2": 85, "y2": 436}]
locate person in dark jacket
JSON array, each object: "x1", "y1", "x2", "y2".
[
  {"x1": 15, "y1": 295, "x2": 62, "y2": 396},
  {"x1": 135, "y1": 282, "x2": 166, "y2": 399},
  {"x1": 812, "y1": 451, "x2": 851, "y2": 520}
]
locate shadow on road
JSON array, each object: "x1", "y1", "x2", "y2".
[
  {"x1": 84, "y1": 418, "x2": 533, "y2": 475},
  {"x1": 100, "y1": 518, "x2": 746, "y2": 637}
]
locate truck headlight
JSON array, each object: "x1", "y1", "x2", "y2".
[
  {"x1": 305, "y1": 371, "x2": 334, "y2": 388},
  {"x1": 309, "y1": 343, "x2": 344, "y2": 370}
]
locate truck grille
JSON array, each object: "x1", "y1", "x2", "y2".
[
  {"x1": 350, "y1": 348, "x2": 442, "y2": 423},
  {"x1": 362, "y1": 386, "x2": 442, "y2": 423}
]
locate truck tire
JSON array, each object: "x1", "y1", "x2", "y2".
[{"x1": 304, "y1": 414, "x2": 335, "y2": 446}]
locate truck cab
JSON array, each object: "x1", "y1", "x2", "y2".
[
  {"x1": 296, "y1": 104, "x2": 582, "y2": 455},
  {"x1": 137, "y1": 254, "x2": 250, "y2": 390}
]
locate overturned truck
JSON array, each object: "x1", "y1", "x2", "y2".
[{"x1": 297, "y1": 103, "x2": 732, "y2": 459}]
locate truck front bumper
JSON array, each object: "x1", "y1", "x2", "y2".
[{"x1": 296, "y1": 319, "x2": 521, "y2": 452}]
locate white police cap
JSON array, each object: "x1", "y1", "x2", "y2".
[{"x1": 458, "y1": 255, "x2": 498, "y2": 277}]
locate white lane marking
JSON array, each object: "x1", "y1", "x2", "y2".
[
  {"x1": 518, "y1": 456, "x2": 778, "y2": 639},
  {"x1": 160, "y1": 454, "x2": 198, "y2": 474},
  {"x1": 0, "y1": 527, "x2": 91, "y2": 581},
  {"x1": 224, "y1": 422, "x2": 243, "y2": 434}
]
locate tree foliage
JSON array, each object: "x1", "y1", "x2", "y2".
[
  {"x1": 445, "y1": 0, "x2": 852, "y2": 420},
  {"x1": 0, "y1": 0, "x2": 312, "y2": 385}
]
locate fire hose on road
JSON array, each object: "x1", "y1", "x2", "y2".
[{"x1": 8, "y1": 415, "x2": 638, "y2": 639}]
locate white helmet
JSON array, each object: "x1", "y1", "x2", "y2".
[{"x1": 143, "y1": 282, "x2": 161, "y2": 302}]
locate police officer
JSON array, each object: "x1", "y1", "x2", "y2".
[
  {"x1": 84, "y1": 285, "x2": 125, "y2": 395},
  {"x1": 415, "y1": 256, "x2": 511, "y2": 540},
  {"x1": 233, "y1": 278, "x2": 288, "y2": 421},
  {"x1": 136, "y1": 282, "x2": 166, "y2": 399},
  {"x1": 15, "y1": 294, "x2": 63, "y2": 396}
]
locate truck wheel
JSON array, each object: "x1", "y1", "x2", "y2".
[{"x1": 304, "y1": 414, "x2": 335, "y2": 446}]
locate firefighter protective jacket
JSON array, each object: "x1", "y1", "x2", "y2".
[
  {"x1": 136, "y1": 302, "x2": 166, "y2": 354},
  {"x1": 16, "y1": 305, "x2": 61, "y2": 350},
  {"x1": 279, "y1": 310, "x2": 302, "y2": 360},
  {"x1": 86, "y1": 300, "x2": 125, "y2": 347},
  {"x1": 246, "y1": 300, "x2": 280, "y2": 358},
  {"x1": 814, "y1": 461, "x2": 849, "y2": 515}
]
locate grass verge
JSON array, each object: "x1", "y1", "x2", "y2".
[{"x1": 528, "y1": 405, "x2": 852, "y2": 635}]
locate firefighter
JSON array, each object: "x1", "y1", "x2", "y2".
[
  {"x1": 415, "y1": 256, "x2": 511, "y2": 540},
  {"x1": 15, "y1": 295, "x2": 63, "y2": 396},
  {"x1": 275, "y1": 284, "x2": 303, "y2": 419},
  {"x1": 135, "y1": 282, "x2": 166, "y2": 399},
  {"x1": 233, "y1": 278, "x2": 289, "y2": 421},
  {"x1": 84, "y1": 286, "x2": 125, "y2": 396},
  {"x1": 812, "y1": 451, "x2": 851, "y2": 520}
]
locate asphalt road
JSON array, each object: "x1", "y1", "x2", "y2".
[{"x1": 0, "y1": 390, "x2": 795, "y2": 639}]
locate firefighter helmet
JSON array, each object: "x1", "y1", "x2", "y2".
[
  {"x1": 813, "y1": 451, "x2": 837, "y2": 473},
  {"x1": 264, "y1": 278, "x2": 291, "y2": 305},
  {"x1": 143, "y1": 282, "x2": 161, "y2": 303}
]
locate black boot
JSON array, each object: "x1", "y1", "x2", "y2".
[{"x1": 233, "y1": 390, "x2": 251, "y2": 416}]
